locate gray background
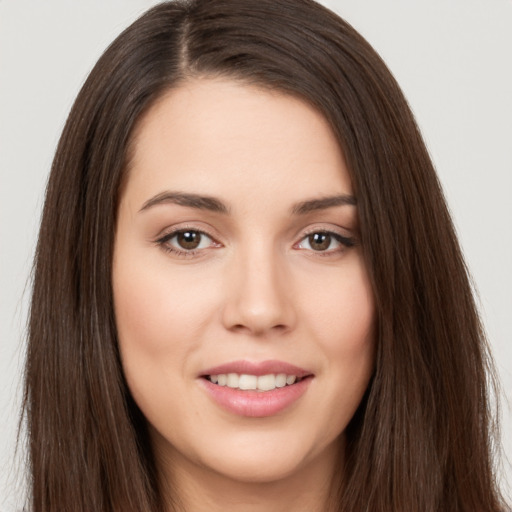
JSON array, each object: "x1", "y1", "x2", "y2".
[{"x1": 1, "y1": 0, "x2": 511, "y2": 509}]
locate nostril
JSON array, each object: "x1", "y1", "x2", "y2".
[
  {"x1": 220, "y1": 277, "x2": 297, "y2": 335},
  {"x1": 228, "y1": 322, "x2": 289, "y2": 336}
]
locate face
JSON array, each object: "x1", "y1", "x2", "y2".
[{"x1": 113, "y1": 78, "x2": 375, "y2": 486}]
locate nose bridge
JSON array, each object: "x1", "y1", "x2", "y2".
[{"x1": 222, "y1": 236, "x2": 295, "y2": 335}]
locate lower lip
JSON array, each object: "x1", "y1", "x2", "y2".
[{"x1": 200, "y1": 377, "x2": 313, "y2": 417}]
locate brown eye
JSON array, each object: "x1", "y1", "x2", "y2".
[
  {"x1": 296, "y1": 230, "x2": 355, "y2": 254},
  {"x1": 157, "y1": 229, "x2": 216, "y2": 254},
  {"x1": 176, "y1": 231, "x2": 202, "y2": 250},
  {"x1": 308, "y1": 232, "x2": 331, "y2": 251}
]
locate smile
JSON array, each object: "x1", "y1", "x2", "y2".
[
  {"x1": 200, "y1": 360, "x2": 313, "y2": 417},
  {"x1": 206, "y1": 373, "x2": 300, "y2": 391}
]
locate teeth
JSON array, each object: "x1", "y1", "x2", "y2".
[
  {"x1": 208, "y1": 373, "x2": 300, "y2": 391},
  {"x1": 227, "y1": 373, "x2": 239, "y2": 388},
  {"x1": 275, "y1": 373, "x2": 287, "y2": 388},
  {"x1": 239, "y1": 374, "x2": 258, "y2": 390},
  {"x1": 286, "y1": 375, "x2": 297, "y2": 385},
  {"x1": 257, "y1": 374, "x2": 276, "y2": 391}
]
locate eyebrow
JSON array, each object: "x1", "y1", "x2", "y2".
[
  {"x1": 139, "y1": 191, "x2": 356, "y2": 215},
  {"x1": 140, "y1": 191, "x2": 230, "y2": 214},
  {"x1": 290, "y1": 194, "x2": 357, "y2": 214}
]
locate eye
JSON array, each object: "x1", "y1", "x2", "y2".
[
  {"x1": 172, "y1": 230, "x2": 209, "y2": 250},
  {"x1": 157, "y1": 229, "x2": 218, "y2": 255},
  {"x1": 296, "y1": 231, "x2": 355, "y2": 253}
]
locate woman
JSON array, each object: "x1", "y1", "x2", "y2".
[{"x1": 24, "y1": 0, "x2": 507, "y2": 510}]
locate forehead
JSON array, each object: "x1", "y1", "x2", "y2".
[{"x1": 124, "y1": 77, "x2": 352, "y2": 209}]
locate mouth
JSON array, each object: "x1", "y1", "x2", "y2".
[
  {"x1": 203, "y1": 373, "x2": 308, "y2": 391},
  {"x1": 199, "y1": 360, "x2": 314, "y2": 417}
]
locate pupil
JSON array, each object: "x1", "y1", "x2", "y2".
[
  {"x1": 309, "y1": 233, "x2": 330, "y2": 251},
  {"x1": 177, "y1": 231, "x2": 200, "y2": 250}
]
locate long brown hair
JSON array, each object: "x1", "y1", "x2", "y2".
[{"x1": 24, "y1": 0, "x2": 506, "y2": 510}]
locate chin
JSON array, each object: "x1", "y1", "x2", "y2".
[
  {"x1": 187, "y1": 427, "x2": 342, "y2": 485},
  {"x1": 208, "y1": 453, "x2": 305, "y2": 484}
]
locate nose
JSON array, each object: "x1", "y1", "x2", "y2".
[{"x1": 221, "y1": 245, "x2": 297, "y2": 337}]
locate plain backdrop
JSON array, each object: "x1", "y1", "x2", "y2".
[{"x1": 1, "y1": 0, "x2": 511, "y2": 509}]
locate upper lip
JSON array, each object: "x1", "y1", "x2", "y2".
[{"x1": 200, "y1": 360, "x2": 313, "y2": 378}]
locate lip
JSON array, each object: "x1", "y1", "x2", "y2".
[
  {"x1": 199, "y1": 359, "x2": 314, "y2": 418},
  {"x1": 200, "y1": 359, "x2": 312, "y2": 378}
]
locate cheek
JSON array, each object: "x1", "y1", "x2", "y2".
[
  {"x1": 113, "y1": 256, "x2": 219, "y2": 353},
  {"x1": 302, "y1": 254, "x2": 375, "y2": 353},
  {"x1": 111, "y1": 253, "x2": 222, "y2": 411},
  {"x1": 328, "y1": 262, "x2": 375, "y2": 377},
  {"x1": 300, "y1": 257, "x2": 375, "y2": 428}
]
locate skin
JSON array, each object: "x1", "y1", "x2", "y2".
[{"x1": 113, "y1": 78, "x2": 375, "y2": 512}]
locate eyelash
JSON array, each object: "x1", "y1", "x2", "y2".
[
  {"x1": 155, "y1": 227, "x2": 356, "y2": 258},
  {"x1": 296, "y1": 229, "x2": 356, "y2": 257},
  {"x1": 155, "y1": 227, "x2": 219, "y2": 258}
]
